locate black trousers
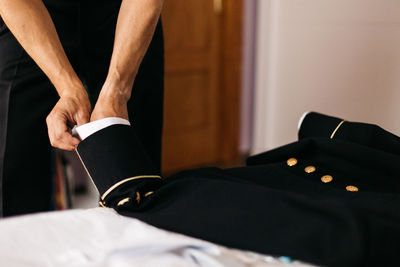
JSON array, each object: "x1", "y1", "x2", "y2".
[{"x1": 0, "y1": 0, "x2": 164, "y2": 217}]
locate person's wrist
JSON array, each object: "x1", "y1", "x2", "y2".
[
  {"x1": 58, "y1": 82, "x2": 87, "y2": 99},
  {"x1": 98, "y1": 90, "x2": 130, "y2": 107},
  {"x1": 52, "y1": 69, "x2": 86, "y2": 98},
  {"x1": 101, "y1": 75, "x2": 133, "y2": 103}
]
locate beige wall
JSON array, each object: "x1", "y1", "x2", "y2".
[{"x1": 252, "y1": 0, "x2": 400, "y2": 154}]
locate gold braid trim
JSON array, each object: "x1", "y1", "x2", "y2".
[
  {"x1": 330, "y1": 120, "x2": 346, "y2": 139},
  {"x1": 101, "y1": 175, "x2": 162, "y2": 201},
  {"x1": 75, "y1": 149, "x2": 99, "y2": 193}
]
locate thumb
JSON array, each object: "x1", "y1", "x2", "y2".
[{"x1": 75, "y1": 110, "x2": 90, "y2": 126}]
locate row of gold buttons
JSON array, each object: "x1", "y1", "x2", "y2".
[
  {"x1": 287, "y1": 158, "x2": 358, "y2": 192},
  {"x1": 116, "y1": 191, "x2": 155, "y2": 207},
  {"x1": 100, "y1": 191, "x2": 155, "y2": 208}
]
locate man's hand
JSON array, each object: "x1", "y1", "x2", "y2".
[
  {"x1": 46, "y1": 89, "x2": 91, "y2": 150},
  {"x1": 0, "y1": 0, "x2": 93, "y2": 150}
]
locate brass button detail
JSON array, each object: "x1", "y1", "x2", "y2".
[
  {"x1": 346, "y1": 185, "x2": 359, "y2": 192},
  {"x1": 144, "y1": 191, "x2": 154, "y2": 197},
  {"x1": 287, "y1": 158, "x2": 298, "y2": 166},
  {"x1": 136, "y1": 191, "x2": 141, "y2": 204},
  {"x1": 304, "y1": 166, "x2": 316, "y2": 173},
  {"x1": 321, "y1": 175, "x2": 333, "y2": 183},
  {"x1": 117, "y1": 197, "x2": 131, "y2": 207}
]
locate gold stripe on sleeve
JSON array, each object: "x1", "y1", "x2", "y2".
[
  {"x1": 75, "y1": 149, "x2": 99, "y2": 194},
  {"x1": 101, "y1": 175, "x2": 162, "y2": 201},
  {"x1": 330, "y1": 120, "x2": 346, "y2": 139}
]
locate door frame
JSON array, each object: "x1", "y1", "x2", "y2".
[{"x1": 218, "y1": 0, "x2": 243, "y2": 165}]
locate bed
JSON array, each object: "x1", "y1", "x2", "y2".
[{"x1": 0, "y1": 207, "x2": 312, "y2": 267}]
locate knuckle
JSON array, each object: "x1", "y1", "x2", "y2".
[
  {"x1": 76, "y1": 112, "x2": 85, "y2": 120},
  {"x1": 76, "y1": 112, "x2": 89, "y2": 123},
  {"x1": 54, "y1": 132, "x2": 63, "y2": 140},
  {"x1": 46, "y1": 114, "x2": 52, "y2": 123},
  {"x1": 49, "y1": 139, "x2": 56, "y2": 147}
]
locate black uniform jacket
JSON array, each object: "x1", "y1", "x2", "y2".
[{"x1": 76, "y1": 112, "x2": 400, "y2": 267}]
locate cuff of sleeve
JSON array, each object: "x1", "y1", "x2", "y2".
[
  {"x1": 99, "y1": 177, "x2": 163, "y2": 208},
  {"x1": 76, "y1": 124, "x2": 160, "y2": 198},
  {"x1": 73, "y1": 117, "x2": 131, "y2": 141},
  {"x1": 298, "y1": 112, "x2": 343, "y2": 140}
]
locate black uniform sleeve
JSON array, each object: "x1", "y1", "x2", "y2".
[
  {"x1": 76, "y1": 124, "x2": 163, "y2": 208},
  {"x1": 298, "y1": 112, "x2": 400, "y2": 156}
]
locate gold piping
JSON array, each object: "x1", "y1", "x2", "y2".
[
  {"x1": 330, "y1": 120, "x2": 346, "y2": 139},
  {"x1": 75, "y1": 149, "x2": 99, "y2": 194},
  {"x1": 101, "y1": 175, "x2": 162, "y2": 201}
]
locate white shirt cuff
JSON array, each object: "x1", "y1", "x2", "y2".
[
  {"x1": 298, "y1": 112, "x2": 310, "y2": 130},
  {"x1": 72, "y1": 117, "x2": 131, "y2": 141}
]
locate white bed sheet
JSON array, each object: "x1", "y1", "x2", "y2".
[{"x1": 0, "y1": 208, "x2": 313, "y2": 267}]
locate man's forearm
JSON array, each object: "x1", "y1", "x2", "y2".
[
  {"x1": 101, "y1": 0, "x2": 164, "y2": 101},
  {"x1": 0, "y1": 0, "x2": 84, "y2": 95},
  {"x1": 0, "y1": 0, "x2": 91, "y2": 150}
]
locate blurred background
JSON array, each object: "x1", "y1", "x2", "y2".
[{"x1": 60, "y1": 0, "x2": 400, "y2": 209}]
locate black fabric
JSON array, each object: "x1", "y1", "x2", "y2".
[
  {"x1": 0, "y1": 0, "x2": 164, "y2": 217},
  {"x1": 298, "y1": 112, "x2": 343, "y2": 140},
  {"x1": 77, "y1": 113, "x2": 400, "y2": 266},
  {"x1": 76, "y1": 125, "x2": 159, "y2": 196},
  {"x1": 298, "y1": 112, "x2": 400, "y2": 156}
]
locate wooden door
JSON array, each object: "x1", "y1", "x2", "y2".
[{"x1": 161, "y1": 0, "x2": 242, "y2": 173}]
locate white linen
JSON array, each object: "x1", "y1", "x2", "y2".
[
  {"x1": 72, "y1": 117, "x2": 130, "y2": 141},
  {"x1": 0, "y1": 208, "x2": 313, "y2": 267}
]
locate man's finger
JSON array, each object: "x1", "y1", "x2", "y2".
[
  {"x1": 49, "y1": 114, "x2": 80, "y2": 150},
  {"x1": 52, "y1": 131, "x2": 80, "y2": 151}
]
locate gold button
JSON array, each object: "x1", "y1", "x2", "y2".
[
  {"x1": 304, "y1": 166, "x2": 316, "y2": 173},
  {"x1": 346, "y1": 185, "x2": 359, "y2": 192},
  {"x1": 136, "y1": 191, "x2": 141, "y2": 204},
  {"x1": 287, "y1": 158, "x2": 298, "y2": 166},
  {"x1": 144, "y1": 191, "x2": 154, "y2": 197},
  {"x1": 117, "y1": 197, "x2": 131, "y2": 207},
  {"x1": 321, "y1": 175, "x2": 333, "y2": 183}
]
